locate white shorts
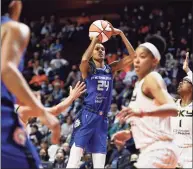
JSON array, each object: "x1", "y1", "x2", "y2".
[
  {"x1": 178, "y1": 146, "x2": 192, "y2": 168},
  {"x1": 134, "y1": 141, "x2": 179, "y2": 168}
]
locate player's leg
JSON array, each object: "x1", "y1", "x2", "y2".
[
  {"x1": 89, "y1": 116, "x2": 108, "y2": 168},
  {"x1": 66, "y1": 110, "x2": 96, "y2": 168},
  {"x1": 66, "y1": 143, "x2": 84, "y2": 168},
  {"x1": 92, "y1": 153, "x2": 106, "y2": 168}
]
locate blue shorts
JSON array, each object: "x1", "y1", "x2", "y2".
[{"x1": 70, "y1": 108, "x2": 108, "y2": 154}]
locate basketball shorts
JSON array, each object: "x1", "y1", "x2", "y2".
[{"x1": 70, "y1": 108, "x2": 108, "y2": 154}]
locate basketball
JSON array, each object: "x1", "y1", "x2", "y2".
[{"x1": 89, "y1": 20, "x2": 112, "y2": 43}]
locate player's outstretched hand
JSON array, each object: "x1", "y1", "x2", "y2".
[
  {"x1": 183, "y1": 52, "x2": 190, "y2": 73},
  {"x1": 106, "y1": 21, "x2": 122, "y2": 36},
  {"x1": 69, "y1": 81, "x2": 86, "y2": 100},
  {"x1": 116, "y1": 106, "x2": 131, "y2": 119},
  {"x1": 111, "y1": 130, "x2": 131, "y2": 146},
  {"x1": 90, "y1": 35, "x2": 100, "y2": 42},
  {"x1": 117, "y1": 106, "x2": 143, "y2": 120},
  {"x1": 39, "y1": 110, "x2": 60, "y2": 144}
]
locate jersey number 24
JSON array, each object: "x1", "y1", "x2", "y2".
[{"x1": 97, "y1": 80, "x2": 109, "y2": 91}]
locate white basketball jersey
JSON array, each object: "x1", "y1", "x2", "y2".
[
  {"x1": 128, "y1": 72, "x2": 174, "y2": 150},
  {"x1": 171, "y1": 99, "x2": 192, "y2": 147}
]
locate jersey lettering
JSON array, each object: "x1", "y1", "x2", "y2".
[
  {"x1": 179, "y1": 110, "x2": 185, "y2": 117},
  {"x1": 179, "y1": 110, "x2": 193, "y2": 117},
  {"x1": 179, "y1": 119, "x2": 182, "y2": 127}
]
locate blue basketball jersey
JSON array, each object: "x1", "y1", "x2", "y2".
[{"x1": 83, "y1": 63, "x2": 113, "y2": 115}]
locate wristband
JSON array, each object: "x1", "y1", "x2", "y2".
[{"x1": 15, "y1": 106, "x2": 20, "y2": 113}]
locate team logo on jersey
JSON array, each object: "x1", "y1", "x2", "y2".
[
  {"x1": 105, "y1": 68, "x2": 110, "y2": 73},
  {"x1": 13, "y1": 127, "x2": 26, "y2": 146},
  {"x1": 74, "y1": 119, "x2": 81, "y2": 128}
]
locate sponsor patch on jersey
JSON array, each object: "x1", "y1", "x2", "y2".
[{"x1": 13, "y1": 127, "x2": 26, "y2": 146}]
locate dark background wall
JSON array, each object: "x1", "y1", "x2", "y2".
[{"x1": 22, "y1": 0, "x2": 192, "y2": 19}]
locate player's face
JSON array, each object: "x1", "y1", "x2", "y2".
[
  {"x1": 134, "y1": 47, "x2": 158, "y2": 78},
  {"x1": 177, "y1": 79, "x2": 192, "y2": 94},
  {"x1": 92, "y1": 43, "x2": 105, "y2": 62}
]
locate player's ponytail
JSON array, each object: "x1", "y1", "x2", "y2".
[
  {"x1": 145, "y1": 34, "x2": 166, "y2": 56},
  {"x1": 88, "y1": 58, "x2": 97, "y2": 74}
]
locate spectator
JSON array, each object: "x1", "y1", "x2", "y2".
[
  {"x1": 108, "y1": 103, "x2": 119, "y2": 126},
  {"x1": 50, "y1": 39, "x2": 63, "y2": 56},
  {"x1": 29, "y1": 69, "x2": 48, "y2": 86},
  {"x1": 43, "y1": 61, "x2": 53, "y2": 76},
  {"x1": 109, "y1": 118, "x2": 128, "y2": 138},
  {"x1": 40, "y1": 140, "x2": 49, "y2": 150},
  {"x1": 39, "y1": 148, "x2": 50, "y2": 161},
  {"x1": 62, "y1": 142, "x2": 70, "y2": 155},
  {"x1": 61, "y1": 115, "x2": 73, "y2": 139},
  {"x1": 122, "y1": 66, "x2": 136, "y2": 86},
  {"x1": 52, "y1": 75, "x2": 64, "y2": 88},
  {"x1": 107, "y1": 143, "x2": 130, "y2": 168},
  {"x1": 29, "y1": 124, "x2": 44, "y2": 145},
  {"x1": 50, "y1": 52, "x2": 68, "y2": 70},
  {"x1": 52, "y1": 148, "x2": 67, "y2": 168},
  {"x1": 33, "y1": 60, "x2": 42, "y2": 75},
  {"x1": 52, "y1": 82, "x2": 64, "y2": 104},
  {"x1": 41, "y1": 22, "x2": 50, "y2": 35},
  {"x1": 65, "y1": 65, "x2": 81, "y2": 87}
]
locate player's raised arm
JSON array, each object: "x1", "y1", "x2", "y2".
[
  {"x1": 17, "y1": 81, "x2": 86, "y2": 122},
  {"x1": 183, "y1": 52, "x2": 192, "y2": 76},
  {"x1": 49, "y1": 81, "x2": 86, "y2": 116},
  {"x1": 107, "y1": 23, "x2": 135, "y2": 73},
  {"x1": 79, "y1": 36, "x2": 99, "y2": 79}
]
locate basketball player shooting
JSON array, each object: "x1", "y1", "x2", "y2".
[
  {"x1": 113, "y1": 35, "x2": 179, "y2": 168},
  {"x1": 66, "y1": 22, "x2": 135, "y2": 168},
  {"x1": 1, "y1": 0, "x2": 60, "y2": 168},
  {"x1": 171, "y1": 52, "x2": 192, "y2": 169}
]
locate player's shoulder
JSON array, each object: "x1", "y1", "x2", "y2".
[
  {"x1": 146, "y1": 71, "x2": 162, "y2": 80},
  {"x1": 3, "y1": 21, "x2": 30, "y2": 38},
  {"x1": 144, "y1": 71, "x2": 166, "y2": 89}
]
